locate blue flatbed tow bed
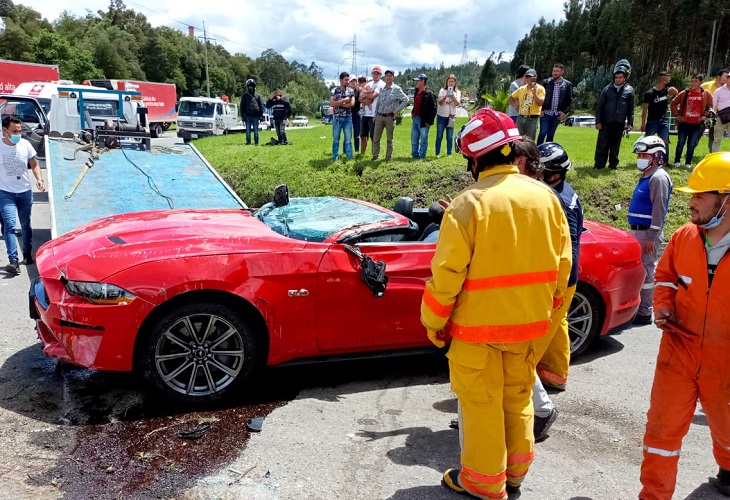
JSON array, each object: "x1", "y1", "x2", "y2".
[{"x1": 45, "y1": 137, "x2": 246, "y2": 237}]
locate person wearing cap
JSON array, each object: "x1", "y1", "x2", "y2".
[
  {"x1": 627, "y1": 136, "x2": 673, "y2": 325},
  {"x1": 359, "y1": 66, "x2": 386, "y2": 155},
  {"x1": 421, "y1": 108, "x2": 571, "y2": 500},
  {"x1": 330, "y1": 71, "x2": 355, "y2": 160},
  {"x1": 410, "y1": 73, "x2": 437, "y2": 158},
  {"x1": 593, "y1": 59, "x2": 635, "y2": 170},
  {"x1": 508, "y1": 68, "x2": 545, "y2": 141},
  {"x1": 372, "y1": 69, "x2": 409, "y2": 161},
  {"x1": 639, "y1": 152, "x2": 730, "y2": 500}
]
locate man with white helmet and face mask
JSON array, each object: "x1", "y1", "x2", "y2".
[{"x1": 628, "y1": 136, "x2": 673, "y2": 325}]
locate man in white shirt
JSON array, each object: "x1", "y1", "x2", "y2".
[
  {"x1": 711, "y1": 79, "x2": 730, "y2": 153},
  {"x1": 359, "y1": 65, "x2": 386, "y2": 155},
  {"x1": 0, "y1": 115, "x2": 45, "y2": 275}
]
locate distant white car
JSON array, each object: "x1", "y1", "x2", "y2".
[
  {"x1": 563, "y1": 115, "x2": 596, "y2": 128},
  {"x1": 291, "y1": 116, "x2": 309, "y2": 127}
]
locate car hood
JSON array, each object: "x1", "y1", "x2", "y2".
[{"x1": 41, "y1": 209, "x2": 298, "y2": 281}]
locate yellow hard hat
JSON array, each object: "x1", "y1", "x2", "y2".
[{"x1": 676, "y1": 152, "x2": 730, "y2": 194}]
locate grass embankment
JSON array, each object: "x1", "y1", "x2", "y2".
[{"x1": 196, "y1": 119, "x2": 729, "y2": 237}]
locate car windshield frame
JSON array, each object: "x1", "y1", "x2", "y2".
[{"x1": 254, "y1": 196, "x2": 395, "y2": 242}]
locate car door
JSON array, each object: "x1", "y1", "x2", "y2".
[{"x1": 316, "y1": 241, "x2": 435, "y2": 353}]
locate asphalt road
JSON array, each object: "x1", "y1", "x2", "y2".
[{"x1": 0, "y1": 131, "x2": 725, "y2": 499}]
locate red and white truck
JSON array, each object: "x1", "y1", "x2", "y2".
[
  {"x1": 84, "y1": 79, "x2": 178, "y2": 138},
  {"x1": 0, "y1": 59, "x2": 60, "y2": 93}
]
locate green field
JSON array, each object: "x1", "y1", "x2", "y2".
[{"x1": 195, "y1": 118, "x2": 729, "y2": 237}]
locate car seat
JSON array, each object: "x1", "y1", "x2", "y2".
[
  {"x1": 419, "y1": 201, "x2": 445, "y2": 241},
  {"x1": 389, "y1": 197, "x2": 419, "y2": 242}
]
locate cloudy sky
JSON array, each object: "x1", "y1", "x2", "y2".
[{"x1": 34, "y1": 0, "x2": 567, "y2": 79}]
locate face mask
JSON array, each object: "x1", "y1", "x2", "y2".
[
  {"x1": 700, "y1": 196, "x2": 728, "y2": 230},
  {"x1": 636, "y1": 158, "x2": 651, "y2": 171},
  {"x1": 9, "y1": 134, "x2": 21, "y2": 145}
]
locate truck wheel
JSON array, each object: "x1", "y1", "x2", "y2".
[{"x1": 151, "y1": 123, "x2": 163, "y2": 138}]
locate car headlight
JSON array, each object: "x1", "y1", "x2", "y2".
[{"x1": 64, "y1": 280, "x2": 136, "y2": 305}]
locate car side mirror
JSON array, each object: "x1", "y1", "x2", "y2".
[{"x1": 274, "y1": 184, "x2": 289, "y2": 207}]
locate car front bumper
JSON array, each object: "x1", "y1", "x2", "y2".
[{"x1": 29, "y1": 277, "x2": 155, "y2": 371}]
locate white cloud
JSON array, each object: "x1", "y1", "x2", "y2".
[{"x1": 32, "y1": 0, "x2": 567, "y2": 79}]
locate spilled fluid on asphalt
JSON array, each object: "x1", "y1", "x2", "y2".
[{"x1": 9, "y1": 349, "x2": 446, "y2": 499}]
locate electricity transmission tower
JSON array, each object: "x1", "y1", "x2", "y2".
[
  {"x1": 343, "y1": 34, "x2": 365, "y2": 76},
  {"x1": 460, "y1": 34, "x2": 468, "y2": 65}
]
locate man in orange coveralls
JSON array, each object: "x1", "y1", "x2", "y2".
[
  {"x1": 639, "y1": 151, "x2": 730, "y2": 499},
  {"x1": 421, "y1": 107, "x2": 571, "y2": 500}
]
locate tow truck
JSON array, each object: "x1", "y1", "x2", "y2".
[{"x1": 1, "y1": 86, "x2": 246, "y2": 238}]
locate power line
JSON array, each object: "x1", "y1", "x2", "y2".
[{"x1": 125, "y1": 0, "x2": 265, "y2": 53}]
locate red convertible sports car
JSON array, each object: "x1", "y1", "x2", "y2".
[{"x1": 30, "y1": 189, "x2": 644, "y2": 403}]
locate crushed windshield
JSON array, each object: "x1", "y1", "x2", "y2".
[{"x1": 255, "y1": 196, "x2": 394, "y2": 241}]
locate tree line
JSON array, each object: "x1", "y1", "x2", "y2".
[
  {"x1": 509, "y1": 0, "x2": 729, "y2": 111},
  {"x1": 0, "y1": 0, "x2": 329, "y2": 116}
]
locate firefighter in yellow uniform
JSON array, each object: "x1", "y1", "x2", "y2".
[{"x1": 421, "y1": 108, "x2": 572, "y2": 500}]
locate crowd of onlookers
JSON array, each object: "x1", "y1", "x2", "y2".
[
  {"x1": 331, "y1": 61, "x2": 730, "y2": 165},
  {"x1": 509, "y1": 60, "x2": 729, "y2": 170},
  {"x1": 233, "y1": 62, "x2": 730, "y2": 166},
  {"x1": 327, "y1": 67, "x2": 462, "y2": 161}
]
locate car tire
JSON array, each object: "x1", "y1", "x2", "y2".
[
  {"x1": 568, "y1": 283, "x2": 602, "y2": 357},
  {"x1": 138, "y1": 301, "x2": 259, "y2": 403}
]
